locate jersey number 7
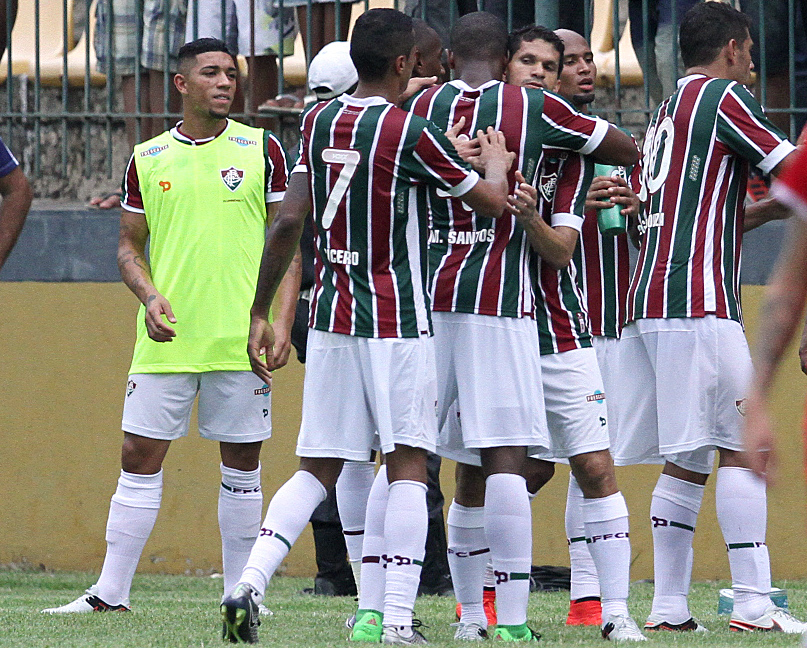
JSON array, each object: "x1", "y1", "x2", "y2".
[{"x1": 321, "y1": 148, "x2": 362, "y2": 230}]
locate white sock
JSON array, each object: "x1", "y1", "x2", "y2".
[
  {"x1": 649, "y1": 473, "x2": 704, "y2": 624},
  {"x1": 383, "y1": 480, "x2": 428, "y2": 628},
  {"x1": 240, "y1": 470, "x2": 327, "y2": 597},
  {"x1": 219, "y1": 463, "x2": 263, "y2": 599},
  {"x1": 582, "y1": 492, "x2": 631, "y2": 620},
  {"x1": 716, "y1": 467, "x2": 773, "y2": 620},
  {"x1": 566, "y1": 474, "x2": 600, "y2": 601},
  {"x1": 485, "y1": 473, "x2": 532, "y2": 627},
  {"x1": 96, "y1": 470, "x2": 162, "y2": 607},
  {"x1": 336, "y1": 460, "x2": 375, "y2": 597},
  {"x1": 358, "y1": 465, "x2": 389, "y2": 614},
  {"x1": 483, "y1": 560, "x2": 495, "y2": 589},
  {"x1": 447, "y1": 500, "x2": 489, "y2": 627}
]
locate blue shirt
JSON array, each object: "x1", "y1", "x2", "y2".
[{"x1": 0, "y1": 137, "x2": 19, "y2": 178}]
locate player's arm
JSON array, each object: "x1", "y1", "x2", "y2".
[
  {"x1": 588, "y1": 126, "x2": 639, "y2": 168},
  {"x1": 745, "y1": 215, "x2": 807, "y2": 481},
  {"x1": 268, "y1": 201, "x2": 302, "y2": 371},
  {"x1": 743, "y1": 197, "x2": 792, "y2": 232},
  {"x1": 249, "y1": 172, "x2": 310, "y2": 383},
  {"x1": 117, "y1": 207, "x2": 177, "y2": 342},
  {"x1": 0, "y1": 166, "x2": 32, "y2": 270},
  {"x1": 508, "y1": 169, "x2": 578, "y2": 269},
  {"x1": 457, "y1": 127, "x2": 515, "y2": 219}
]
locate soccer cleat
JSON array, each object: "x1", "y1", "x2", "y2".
[
  {"x1": 644, "y1": 614, "x2": 707, "y2": 632},
  {"x1": 452, "y1": 621, "x2": 489, "y2": 641},
  {"x1": 491, "y1": 623, "x2": 541, "y2": 641},
  {"x1": 382, "y1": 622, "x2": 428, "y2": 644},
  {"x1": 350, "y1": 610, "x2": 383, "y2": 642},
  {"x1": 456, "y1": 588, "x2": 498, "y2": 626},
  {"x1": 257, "y1": 603, "x2": 273, "y2": 617},
  {"x1": 221, "y1": 583, "x2": 260, "y2": 644},
  {"x1": 346, "y1": 613, "x2": 357, "y2": 629},
  {"x1": 601, "y1": 615, "x2": 647, "y2": 641},
  {"x1": 41, "y1": 586, "x2": 130, "y2": 614},
  {"x1": 566, "y1": 598, "x2": 602, "y2": 626},
  {"x1": 730, "y1": 605, "x2": 807, "y2": 633}
]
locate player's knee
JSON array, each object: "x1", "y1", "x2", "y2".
[{"x1": 524, "y1": 458, "x2": 555, "y2": 495}]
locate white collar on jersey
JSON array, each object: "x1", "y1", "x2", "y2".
[
  {"x1": 337, "y1": 95, "x2": 390, "y2": 107},
  {"x1": 676, "y1": 73, "x2": 708, "y2": 89},
  {"x1": 447, "y1": 78, "x2": 501, "y2": 93},
  {"x1": 170, "y1": 119, "x2": 231, "y2": 145}
]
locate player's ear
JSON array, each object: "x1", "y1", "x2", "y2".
[{"x1": 174, "y1": 72, "x2": 187, "y2": 95}]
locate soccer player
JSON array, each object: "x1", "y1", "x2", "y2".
[
  {"x1": 220, "y1": 9, "x2": 516, "y2": 644},
  {"x1": 745, "y1": 146, "x2": 807, "y2": 480},
  {"x1": 618, "y1": 2, "x2": 807, "y2": 633},
  {"x1": 0, "y1": 137, "x2": 32, "y2": 271},
  {"x1": 505, "y1": 26, "x2": 644, "y2": 641},
  {"x1": 405, "y1": 12, "x2": 638, "y2": 642},
  {"x1": 42, "y1": 38, "x2": 297, "y2": 615}
]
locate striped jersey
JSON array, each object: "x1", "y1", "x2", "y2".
[
  {"x1": 628, "y1": 74, "x2": 795, "y2": 324},
  {"x1": 406, "y1": 80, "x2": 609, "y2": 318},
  {"x1": 573, "y1": 162, "x2": 639, "y2": 338},
  {"x1": 296, "y1": 94, "x2": 479, "y2": 339},
  {"x1": 532, "y1": 148, "x2": 595, "y2": 355}
]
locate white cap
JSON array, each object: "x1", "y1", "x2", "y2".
[{"x1": 308, "y1": 41, "x2": 359, "y2": 100}]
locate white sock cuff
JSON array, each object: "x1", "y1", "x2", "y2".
[
  {"x1": 582, "y1": 492, "x2": 628, "y2": 523},
  {"x1": 717, "y1": 466, "x2": 766, "y2": 500},
  {"x1": 220, "y1": 463, "x2": 262, "y2": 493},
  {"x1": 295, "y1": 469, "x2": 329, "y2": 500},
  {"x1": 653, "y1": 473, "x2": 705, "y2": 512},
  {"x1": 113, "y1": 470, "x2": 163, "y2": 509},
  {"x1": 568, "y1": 473, "x2": 584, "y2": 498},
  {"x1": 447, "y1": 500, "x2": 486, "y2": 529},
  {"x1": 340, "y1": 460, "x2": 376, "y2": 478},
  {"x1": 388, "y1": 479, "x2": 427, "y2": 495}
]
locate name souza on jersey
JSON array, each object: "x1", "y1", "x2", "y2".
[
  {"x1": 428, "y1": 228, "x2": 496, "y2": 245},
  {"x1": 637, "y1": 211, "x2": 664, "y2": 235}
]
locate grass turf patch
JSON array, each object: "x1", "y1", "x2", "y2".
[{"x1": 2, "y1": 569, "x2": 806, "y2": 647}]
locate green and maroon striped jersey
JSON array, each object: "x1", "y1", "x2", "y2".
[
  {"x1": 531, "y1": 148, "x2": 595, "y2": 355},
  {"x1": 628, "y1": 74, "x2": 795, "y2": 324},
  {"x1": 297, "y1": 95, "x2": 479, "y2": 338},
  {"x1": 406, "y1": 80, "x2": 609, "y2": 318}
]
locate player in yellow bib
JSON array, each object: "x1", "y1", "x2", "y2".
[{"x1": 42, "y1": 38, "x2": 299, "y2": 616}]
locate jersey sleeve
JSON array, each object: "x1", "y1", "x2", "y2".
[
  {"x1": 717, "y1": 83, "x2": 796, "y2": 174},
  {"x1": 771, "y1": 145, "x2": 807, "y2": 222},
  {"x1": 263, "y1": 130, "x2": 288, "y2": 203},
  {"x1": 539, "y1": 91, "x2": 609, "y2": 155},
  {"x1": 121, "y1": 153, "x2": 144, "y2": 213},
  {"x1": 408, "y1": 120, "x2": 479, "y2": 197},
  {"x1": 550, "y1": 152, "x2": 593, "y2": 232},
  {"x1": 0, "y1": 137, "x2": 19, "y2": 178}
]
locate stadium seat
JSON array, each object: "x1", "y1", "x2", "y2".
[
  {"x1": 39, "y1": 0, "x2": 106, "y2": 87},
  {"x1": 591, "y1": 0, "x2": 643, "y2": 87}
]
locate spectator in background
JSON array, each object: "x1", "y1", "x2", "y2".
[
  {"x1": 185, "y1": 0, "x2": 296, "y2": 125},
  {"x1": 0, "y1": 137, "x2": 32, "y2": 271},
  {"x1": 629, "y1": 0, "x2": 700, "y2": 106},
  {"x1": 91, "y1": 0, "x2": 188, "y2": 210}
]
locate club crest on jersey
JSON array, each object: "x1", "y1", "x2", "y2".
[
  {"x1": 736, "y1": 399, "x2": 747, "y2": 417},
  {"x1": 538, "y1": 171, "x2": 558, "y2": 203},
  {"x1": 126, "y1": 379, "x2": 137, "y2": 397},
  {"x1": 221, "y1": 167, "x2": 244, "y2": 192}
]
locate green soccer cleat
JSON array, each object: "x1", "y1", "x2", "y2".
[
  {"x1": 350, "y1": 609, "x2": 384, "y2": 642},
  {"x1": 492, "y1": 623, "x2": 541, "y2": 641},
  {"x1": 221, "y1": 583, "x2": 261, "y2": 644}
]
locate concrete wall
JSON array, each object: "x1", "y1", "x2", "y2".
[{"x1": 0, "y1": 282, "x2": 805, "y2": 580}]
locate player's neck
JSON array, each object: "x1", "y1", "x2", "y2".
[
  {"x1": 179, "y1": 113, "x2": 228, "y2": 141},
  {"x1": 454, "y1": 61, "x2": 503, "y2": 89},
  {"x1": 352, "y1": 79, "x2": 401, "y2": 104}
]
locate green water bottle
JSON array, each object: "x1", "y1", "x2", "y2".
[{"x1": 594, "y1": 163, "x2": 628, "y2": 235}]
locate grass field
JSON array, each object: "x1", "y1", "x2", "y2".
[{"x1": 2, "y1": 569, "x2": 807, "y2": 647}]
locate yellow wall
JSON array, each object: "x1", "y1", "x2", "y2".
[{"x1": 1, "y1": 282, "x2": 805, "y2": 580}]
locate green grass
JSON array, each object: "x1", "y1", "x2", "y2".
[{"x1": 1, "y1": 569, "x2": 806, "y2": 647}]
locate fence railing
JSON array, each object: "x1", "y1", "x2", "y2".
[{"x1": 1, "y1": 0, "x2": 805, "y2": 197}]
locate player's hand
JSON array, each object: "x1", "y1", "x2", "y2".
[
  {"x1": 144, "y1": 293, "x2": 177, "y2": 342},
  {"x1": 398, "y1": 75, "x2": 438, "y2": 105},
  {"x1": 247, "y1": 315, "x2": 275, "y2": 387},
  {"x1": 586, "y1": 175, "x2": 639, "y2": 217},
  {"x1": 506, "y1": 170, "x2": 538, "y2": 222},
  {"x1": 270, "y1": 320, "x2": 293, "y2": 370},
  {"x1": 743, "y1": 391, "x2": 776, "y2": 484},
  {"x1": 446, "y1": 117, "x2": 483, "y2": 169},
  {"x1": 476, "y1": 127, "x2": 516, "y2": 174}
]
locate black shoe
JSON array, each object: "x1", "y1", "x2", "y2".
[{"x1": 221, "y1": 583, "x2": 260, "y2": 644}]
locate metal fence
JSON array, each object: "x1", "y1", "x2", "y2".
[{"x1": 1, "y1": 0, "x2": 806, "y2": 195}]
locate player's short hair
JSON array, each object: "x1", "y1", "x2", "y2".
[
  {"x1": 177, "y1": 38, "x2": 237, "y2": 71},
  {"x1": 351, "y1": 9, "x2": 415, "y2": 82},
  {"x1": 413, "y1": 17, "x2": 439, "y2": 49},
  {"x1": 508, "y1": 24, "x2": 564, "y2": 74},
  {"x1": 679, "y1": 1, "x2": 752, "y2": 69},
  {"x1": 450, "y1": 12, "x2": 508, "y2": 61}
]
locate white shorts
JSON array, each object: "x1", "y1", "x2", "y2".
[
  {"x1": 613, "y1": 316, "x2": 747, "y2": 473},
  {"x1": 433, "y1": 312, "x2": 550, "y2": 466},
  {"x1": 297, "y1": 329, "x2": 438, "y2": 461},
  {"x1": 530, "y1": 347, "x2": 611, "y2": 460},
  {"x1": 122, "y1": 371, "x2": 272, "y2": 442}
]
